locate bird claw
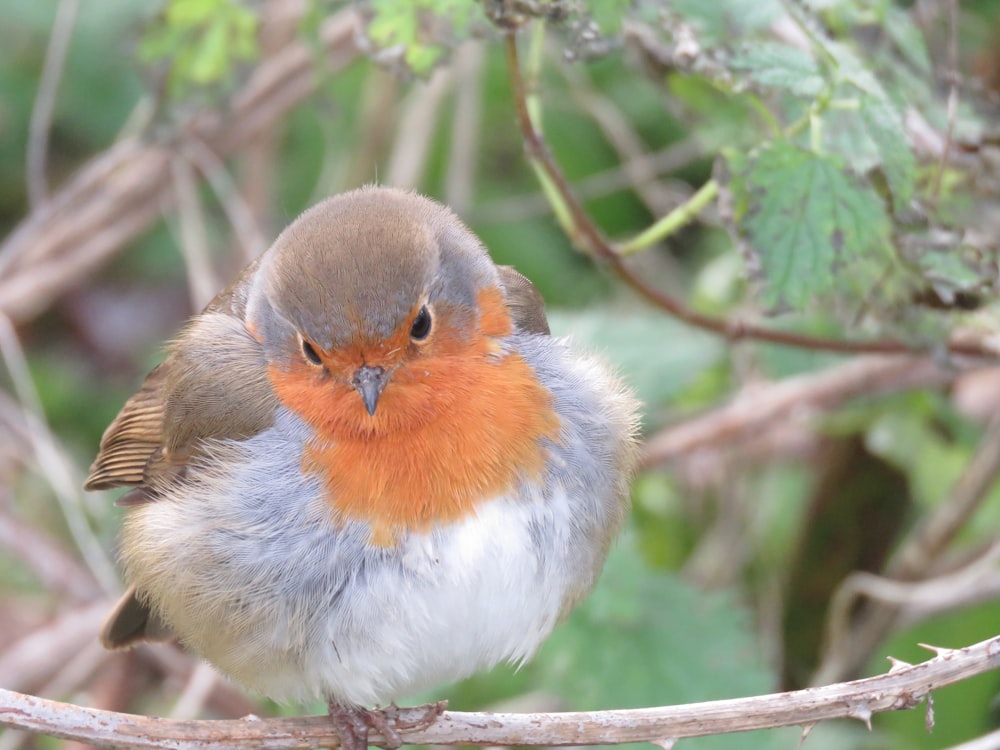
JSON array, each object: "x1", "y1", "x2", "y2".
[{"x1": 328, "y1": 701, "x2": 446, "y2": 750}]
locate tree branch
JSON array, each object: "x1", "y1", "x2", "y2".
[
  {"x1": 2, "y1": 635, "x2": 999, "y2": 747},
  {"x1": 641, "y1": 354, "x2": 964, "y2": 467},
  {"x1": 502, "y1": 29, "x2": 1000, "y2": 359},
  {"x1": 0, "y1": 6, "x2": 362, "y2": 324}
]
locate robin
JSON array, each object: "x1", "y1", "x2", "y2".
[{"x1": 86, "y1": 186, "x2": 639, "y2": 748}]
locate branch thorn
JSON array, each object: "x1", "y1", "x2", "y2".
[
  {"x1": 886, "y1": 656, "x2": 912, "y2": 673},
  {"x1": 799, "y1": 722, "x2": 816, "y2": 744}
]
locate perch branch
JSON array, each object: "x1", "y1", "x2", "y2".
[{"x1": 2, "y1": 635, "x2": 999, "y2": 748}]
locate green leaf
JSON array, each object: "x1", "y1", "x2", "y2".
[
  {"x1": 882, "y1": 6, "x2": 932, "y2": 74},
  {"x1": 366, "y1": 0, "x2": 481, "y2": 76},
  {"x1": 795, "y1": 28, "x2": 916, "y2": 206},
  {"x1": 667, "y1": 0, "x2": 783, "y2": 45},
  {"x1": 730, "y1": 42, "x2": 825, "y2": 98},
  {"x1": 585, "y1": 0, "x2": 631, "y2": 35},
  {"x1": 728, "y1": 140, "x2": 891, "y2": 308},
  {"x1": 858, "y1": 91, "x2": 916, "y2": 208},
  {"x1": 139, "y1": 0, "x2": 258, "y2": 96}
]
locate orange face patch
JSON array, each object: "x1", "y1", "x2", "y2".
[{"x1": 268, "y1": 287, "x2": 560, "y2": 545}]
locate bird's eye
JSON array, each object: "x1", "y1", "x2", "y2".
[
  {"x1": 301, "y1": 338, "x2": 323, "y2": 365},
  {"x1": 410, "y1": 305, "x2": 432, "y2": 341}
]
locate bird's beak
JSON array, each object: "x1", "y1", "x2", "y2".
[{"x1": 351, "y1": 365, "x2": 388, "y2": 416}]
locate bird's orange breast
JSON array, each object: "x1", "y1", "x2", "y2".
[{"x1": 269, "y1": 288, "x2": 561, "y2": 546}]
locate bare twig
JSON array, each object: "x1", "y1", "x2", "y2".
[
  {"x1": 171, "y1": 157, "x2": 220, "y2": 311},
  {"x1": 184, "y1": 139, "x2": 269, "y2": 265},
  {"x1": 0, "y1": 601, "x2": 108, "y2": 694},
  {"x1": 0, "y1": 317, "x2": 118, "y2": 591},
  {"x1": 828, "y1": 540, "x2": 1000, "y2": 639},
  {"x1": 26, "y1": 0, "x2": 80, "y2": 207},
  {"x1": 928, "y1": 0, "x2": 960, "y2": 208},
  {"x1": 444, "y1": 42, "x2": 485, "y2": 214},
  {"x1": 0, "y1": 508, "x2": 100, "y2": 600},
  {"x1": 2, "y1": 635, "x2": 999, "y2": 747},
  {"x1": 472, "y1": 139, "x2": 703, "y2": 224},
  {"x1": 641, "y1": 354, "x2": 962, "y2": 467},
  {"x1": 0, "y1": 7, "x2": 362, "y2": 324},
  {"x1": 502, "y1": 29, "x2": 1000, "y2": 359},
  {"x1": 816, "y1": 410, "x2": 1000, "y2": 683},
  {"x1": 386, "y1": 67, "x2": 454, "y2": 188},
  {"x1": 558, "y1": 60, "x2": 679, "y2": 216}
]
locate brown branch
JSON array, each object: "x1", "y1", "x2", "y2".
[
  {"x1": 816, "y1": 409, "x2": 1000, "y2": 684},
  {"x1": 2, "y1": 635, "x2": 999, "y2": 748},
  {"x1": 641, "y1": 354, "x2": 962, "y2": 467},
  {"x1": 26, "y1": 0, "x2": 79, "y2": 207},
  {"x1": 0, "y1": 7, "x2": 362, "y2": 324},
  {"x1": 501, "y1": 31, "x2": 999, "y2": 359}
]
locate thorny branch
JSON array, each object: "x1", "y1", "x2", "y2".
[{"x1": 1, "y1": 635, "x2": 999, "y2": 748}]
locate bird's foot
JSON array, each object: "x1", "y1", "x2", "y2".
[{"x1": 327, "y1": 701, "x2": 447, "y2": 750}]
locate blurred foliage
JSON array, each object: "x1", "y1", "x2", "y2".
[
  {"x1": 3, "y1": 1, "x2": 1000, "y2": 749},
  {"x1": 140, "y1": 0, "x2": 259, "y2": 97}
]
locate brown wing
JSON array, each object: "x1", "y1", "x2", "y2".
[
  {"x1": 84, "y1": 258, "x2": 263, "y2": 492},
  {"x1": 497, "y1": 265, "x2": 549, "y2": 335},
  {"x1": 84, "y1": 365, "x2": 167, "y2": 491},
  {"x1": 87, "y1": 259, "x2": 273, "y2": 647}
]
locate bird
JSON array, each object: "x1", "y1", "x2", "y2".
[{"x1": 86, "y1": 185, "x2": 640, "y2": 749}]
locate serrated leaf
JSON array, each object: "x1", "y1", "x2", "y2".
[
  {"x1": 883, "y1": 6, "x2": 932, "y2": 73},
  {"x1": 824, "y1": 36, "x2": 917, "y2": 208},
  {"x1": 140, "y1": 0, "x2": 258, "y2": 96},
  {"x1": 367, "y1": 0, "x2": 481, "y2": 76},
  {"x1": 728, "y1": 140, "x2": 890, "y2": 308},
  {"x1": 667, "y1": 0, "x2": 783, "y2": 44},
  {"x1": 586, "y1": 0, "x2": 630, "y2": 35},
  {"x1": 730, "y1": 42, "x2": 825, "y2": 97},
  {"x1": 858, "y1": 91, "x2": 916, "y2": 207}
]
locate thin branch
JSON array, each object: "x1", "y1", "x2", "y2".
[
  {"x1": 0, "y1": 316, "x2": 118, "y2": 592},
  {"x1": 0, "y1": 507, "x2": 100, "y2": 600},
  {"x1": 816, "y1": 409, "x2": 1000, "y2": 683},
  {"x1": 171, "y1": 156, "x2": 220, "y2": 311},
  {"x1": 184, "y1": 139, "x2": 269, "y2": 264},
  {"x1": 26, "y1": 0, "x2": 79, "y2": 207},
  {"x1": 0, "y1": 7, "x2": 362, "y2": 324},
  {"x1": 502, "y1": 30, "x2": 1000, "y2": 359},
  {"x1": 472, "y1": 139, "x2": 704, "y2": 224},
  {"x1": 385, "y1": 67, "x2": 454, "y2": 188},
  {"x1": 557, "y1": 59, "x2": 679, "y2": 217},
  {"x1": 829, "y1": 540, "x2": 1000, "y2": 639},
  {"x1": 927, "y1": 0, "x2": 959, "y2": 208},
  {"x1": 2, "y1": 635, "x2": 999, "y2": 747},
  {"x1": 641, "y1": 354, "x2": 963, "y2": 468},
  {"x1": 444, "y1": 42, "x2": 485, "y2": 214}
]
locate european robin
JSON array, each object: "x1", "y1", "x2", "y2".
[{"x1": 86, "y1": 186, "x2": 639, "y2": 747}]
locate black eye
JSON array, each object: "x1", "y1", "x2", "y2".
[
  {"x1": 301, "y1": 338, "x2": 322, "y2": 365},
  {"x1": 410, "y1": 305, "x2": 432, "y2": 341}
]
